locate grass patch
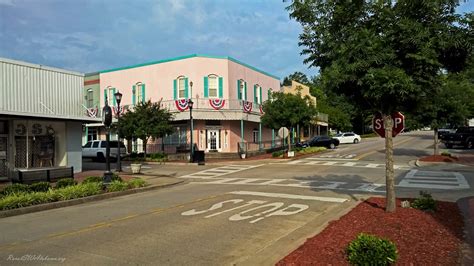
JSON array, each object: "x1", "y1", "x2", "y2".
[
  {"x1": 108, "y1": 180, "x2": 129, "y2": 192},
  {"x1": 128, "y1": 178, "x2": 147, "y2": 188}
]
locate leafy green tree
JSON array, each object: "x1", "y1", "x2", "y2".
[
  {"x1": 261, "y1": 92, "x2": 317, "y2": 152},
  {"x1": 287, "y1": 0, "x2": 472, "y2": 212},
  {"x1": 118, "y1": 100, "x2": 174, "y2": 158},
  {"x1": 282, "y1": 71, "x2": 310, "y2": 86}
]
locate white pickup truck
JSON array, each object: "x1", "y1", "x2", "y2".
[{"x1": 82, "y1": 140, "x2": 127, "y2": 161}]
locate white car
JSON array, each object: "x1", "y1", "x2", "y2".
[
  {"x1": 82, "y1": 140, "x2": 127, "y2": 161},
  {"x1": 333, "y1": 132, "x2": 361, "y2": 144}
]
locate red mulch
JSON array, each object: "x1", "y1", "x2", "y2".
[
  {"x1": 420, "y1": 155, "x2": 458, "y2": 163},
  {"x1": 277, "y1": 197, "x2": 464, "y2": 265}
]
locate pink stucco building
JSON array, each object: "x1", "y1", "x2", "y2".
[{"x1": 87, "y1": 54, "x2": 281, "y2": 156}]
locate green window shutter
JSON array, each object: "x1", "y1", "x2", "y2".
[
  {"x1": 185, "y1": 77, "x2": 189, "y2": 98},
  {"x1": 103, "y1": 89, "x2": 107, "y2": 105},
  {"x1": 237, "y1": 80, "x2": 241, "y2": 100},
  {"x1": 268, "y1": 89, "x2": 271, "y2": 101},
  {"x1": 204, "y1": 76, "x2": 209, "y2": 98},
  {"x1": 259, "y1": 87, "x2": 262, "y2": 104},
  {"x1": 173, "y1": 79, "x2": 177, "y2": 100},
  {"x1": 112, "y1": 88, "x2": 117, "y2": 106},
  {"x1": 132, "y1": 85, "x2": 136, "y2": 105},
  {"x1": 254, "y1": 85, "x2": 257, "y2": 103},
  {"x1": 141, "y1": 84, "x2": 146, "y2": 103},
  {"x1": 244, "y1": 82, "x2": 247, "y2": 101},
  {"x1": 218, "y1": 77, "x2": 223, "y2": 98}
]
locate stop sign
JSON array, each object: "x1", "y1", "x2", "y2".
[{"x1": 373, "y1": 112, "x2": 405, "y2": 138}]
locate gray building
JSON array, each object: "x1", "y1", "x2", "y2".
[{"x1": 0, "y1": 57, "x2": 99, "y2": 181}]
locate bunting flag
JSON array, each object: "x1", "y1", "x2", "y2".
[
  {"x1": 243, "y1": 101, "x2": 253, "y2": 113},
  {"x1": 175, "y1": 99, "x2": 189, "y2": 112},
  {"x1": 259, "y1": 105, "x2": 264, "y2": 114},
  {"x1": 86, "y1": 107, "x2": 98, "y2": 118},
  {"x1": 209, "y1": 99, "x2": 225, "y2": 110},
  {"x1": 113, "y1": 106, "x2": 124, "y2": 117}
]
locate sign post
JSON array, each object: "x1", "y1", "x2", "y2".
[{"x1": 372, "y1": 112, "x2": 405, "y2": 138}]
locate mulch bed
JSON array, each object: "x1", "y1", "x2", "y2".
[
  {"x1": 278, "y1": 197, "x2": 464, "y2": 265},
  {"x1": 420, "y1": 155, "x2": 458, "y2": 163}
]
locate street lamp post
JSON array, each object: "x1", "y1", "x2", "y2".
[
  {"x1": 188, "y1": 82, "x2": 194, "y2": 162},
  {"x1": 114, "y1": 91, "x2": 123, "y2": 172},
  {"x1": 102, "y1": 98, "x2": 113, "y2": 185}
]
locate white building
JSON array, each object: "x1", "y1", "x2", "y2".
[{"x1": 0, "y1": 57, "x2": 98, "y2": 181}]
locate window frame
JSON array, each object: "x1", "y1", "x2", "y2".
[
  {"x1": 208, "y1": 75, "x2": 218, "y2": 98},
  {"x1": 178, "y1": 77, "x2": 186, "y2": 99}
]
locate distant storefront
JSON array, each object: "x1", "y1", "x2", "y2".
[{"x1": 0, "y1": 57, "x2": 99, "y2": 181}]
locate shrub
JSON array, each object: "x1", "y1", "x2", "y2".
[
  {"x1": 29, "y1": 182, "x2": 51, "y2": 192},
  {"x1": 347, "y1": 233, "x2": 398, "y2": 265},
  {"x1": 272, "y1": 151, "x2": 285, "y2": 158},
  {"x1": 411, "y1": 191, "x2": 436, "y2": 211},
  {"x1": 54, "y1": 182, "x2": 102, "y2": 201},
  {"x1": 441, "y1": 151, "x2": 451, "y2": 157},
  {"x1": 111, "y1": 173, "x2": 122, "y2": 182},
  {"x1": 55, "y1": 178, "x2": 77, "y2": 188},
  {"x1": 82, "y1": 176, "x2": 102, "y2": 184},
  {"x1": 0, "y1": 191, "x2": 58, "y2": 210},
  {"x1": 108, "y1": 180, "x2": 129, "y2": 192},
  {"x1": 128, "y1": 178, "x2": 147, "y2": 189},
  {"x1": 298, "y1": 146, "x2": 326, "y2": 154},
  {"x1": 2, "y1": 183, "x2": 31, "y2": 196},
  {"x1": 149, "y1": 153, "x2": 167, "y2": 160}
]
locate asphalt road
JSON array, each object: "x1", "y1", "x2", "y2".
[{"x1": 1, "y1": 131, "x2": 472, "y2": 265}]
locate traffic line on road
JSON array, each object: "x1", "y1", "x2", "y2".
[
  {"x1": 228, "y1": 191, "x2": 348, "y2": 203},
  {"x1": 398, "y1": 170, "x2": 469, "y2": 190},
  {"x1": 281, "y1": 160, "x2": 410, "y2": 170},
  {"x1": 179, "y1": 164, "x2": 264, "y2": 179}
]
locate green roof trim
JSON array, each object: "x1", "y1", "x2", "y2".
[{"x1": 99, "y1": 54, "x2": 280, "y2": 80}]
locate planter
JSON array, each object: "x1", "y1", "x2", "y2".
[
  {"x1": 130, "y1": 164, "x2": 142, "y2": 174},
  {"x1": 287, "y1": 151, "x2": 295, "y2": 157},
  {"x1": 240, "y1": 153, "x2": 246, "y2": 159}
]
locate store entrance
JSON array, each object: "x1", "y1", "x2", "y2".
[{"x1": 0, "y1": 135, "x2": 7, "y2": 179}]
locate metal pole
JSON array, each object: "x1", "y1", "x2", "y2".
[
  {"x1": 116, "y1": 108, "x2": 122, "y2": 172},
  {"x1": 259, "y1": 122, "x2": 262, "y2": 151},
  {"x1": 190, "y1": 105, "x2": 194, "y2": 162},
  {"x1": 104, "y1": 128, "x2": 112, "y2": 184}
]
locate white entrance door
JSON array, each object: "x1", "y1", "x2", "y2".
[{"x1": 207, "y1": 130, "x2": 220, "y2": 152}]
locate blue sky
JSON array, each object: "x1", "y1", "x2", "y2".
[{"x1": 0, "y1": 0, "x2": 473, "y2": 80}]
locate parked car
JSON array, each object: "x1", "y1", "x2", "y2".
[
  {"x1": 333, "y1": 132, "x2": 361, "y2": 144},
  {"x1": 438, "y1": 128, "x2": 457, "y2": 140},
  {"x1": 82, "y1": 140, "x2": 127, "y2": 161},
  {"x1": 296, "y1": 136, "x2": 340, "y2": 149},
  {"x1": 441, "y1": 126, "x2": 474, "y2": 149}
]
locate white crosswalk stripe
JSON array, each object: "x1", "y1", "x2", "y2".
[
  {"x1": 398, "y1": 170, "x2": 470, "y2": 190},
  {"x1": 279, "y1": 160, "x2": 410, "y2": 170},
  {"x1": 191, "y1": 178, "x2": 387, "y2": 193},
  {"x1": 179, "y1": 164, "x2": 264, "y2": 179}
]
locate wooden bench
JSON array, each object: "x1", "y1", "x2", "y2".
[{"x1": 13, "y1": 167, "x2": 74, "y2": 184}]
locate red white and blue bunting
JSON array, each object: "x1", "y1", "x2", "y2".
[
  {"x1": 113, "y1": 106, "x2": 125, "y2": 117},
  {"x1": 209, "y1": 99, "x2": 225, "y2": 110},
  {"x1": 259, "y1": 105, "x2": 264, "y2": 114},
  {"x1": 175, "y1": 99, "x2": 189, "y2": 112},
  {"x1": 243, "y1": 101, "x2": 252, "y2": 113},
  {"x1": 86, "y1": 107, "x2": 98, "y2": 118}
]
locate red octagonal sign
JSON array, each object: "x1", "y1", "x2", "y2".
[{"x1": 373, "y1": 112, "x2": 405, "y2": 138}]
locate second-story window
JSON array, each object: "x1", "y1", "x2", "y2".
[
  {"x1": 87, "y1": 89, "x2": 94, "y2": 108},
  {"x1": 237, "y1": 79, "x2": 246, "y2": 100},
  {"x1": 133, "y1": 83, "x2": 146, "y2": 105},
  {"x1": 254, "y1": 85, "x2": 262, "y2": 104},
  {"x1": 105, "y1": 86, "x2": 116, "y2": 106},
  {"x1": 208, "y1": 75, "x2": 218, "y2": 98},
  {"x1": 178, "y1": 77, "x2": 186, "y2": 99}
]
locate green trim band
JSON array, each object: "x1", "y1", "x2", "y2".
[{"x1": 99, "y1": 54, "x2": 280, "y2": 80}]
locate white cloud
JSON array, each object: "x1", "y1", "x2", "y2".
[{"x1": 0, "y1": 0, "x2": 15, "y2": 6}]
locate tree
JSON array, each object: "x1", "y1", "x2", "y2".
[
  {"x1": 287, "y1": 0, "x2": 472, "y2": 212},
  {"x1": 118, "y1": 100, "x2": 174, "y2": 158},
  {"x1": 282, "y1": 71, "x2": 310, "y2": 86},
  {"x1": 261, "y1": 92, "x2": 317, "y2": 152}
]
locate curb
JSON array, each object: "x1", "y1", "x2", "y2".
[{"x1": 0, "y1": 180, "x2": 185, "y2": 219}]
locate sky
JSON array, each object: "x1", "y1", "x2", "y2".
[{"x1": 0, "y1": 0, "x2": 473, "y2": 80}]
